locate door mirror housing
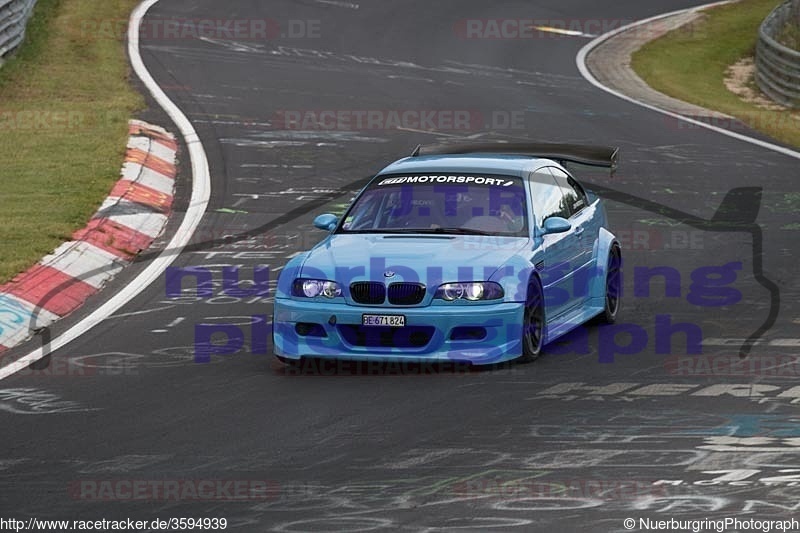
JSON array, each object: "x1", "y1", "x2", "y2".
[
  {"x1": 542, "y1": 216, "x2": 571, "y2": 235},
  {"x1": 313, "y1": 213, "x2": 339, "y2": 232}
]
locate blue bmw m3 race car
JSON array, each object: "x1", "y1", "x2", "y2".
[{"x1": 273, "y1": 143, "x2": 621, "y2": 366}]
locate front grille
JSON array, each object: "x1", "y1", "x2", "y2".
[
  {"x1": 338, "y1": 325, "x2": 435, "y2": 348},
  {"x1": 350, "y1": 282, "x2": 385, "y2": 304},
  {"x1": 388, "y1": 283, "x2": 426, "y2": 305}
]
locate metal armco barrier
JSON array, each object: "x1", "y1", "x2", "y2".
[
  {"x1": 756, "y1": 0, "x2": 800, "y2": 107},
  {"x1": 0, "y1": 0, "x2": 37, "y2": 64}
]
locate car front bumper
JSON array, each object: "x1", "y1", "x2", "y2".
[{"x1": 273, "y1": 298, "x2": 524, "y2": 365}]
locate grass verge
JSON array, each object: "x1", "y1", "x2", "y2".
[
  {"x1": 0, "y1": 0, "x2": 143, "y2": 283},
  {"x1": 631, "y1": 0, "x2": 800, "y2": 148}
]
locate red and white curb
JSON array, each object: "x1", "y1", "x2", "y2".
[{"x1": 0, "y1": 120, "x2": 177, "y2": 353}]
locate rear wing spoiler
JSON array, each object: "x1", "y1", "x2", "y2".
[{"x1": 411, "y1": 142, "x2": 619, "y2": 176}]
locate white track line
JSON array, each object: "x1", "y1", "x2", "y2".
[
  {"x1": 0, "y1": 0, "x2": 211, "y2": 380},
  {"x1": 532, "y1": 25, "x2": 597, "y2": 38},
  {"x1": 576, "y1": 0, "x2": 800, "y2": 161}
]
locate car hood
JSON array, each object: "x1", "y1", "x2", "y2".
[{"x1": 299, "y1": 233, "x2": 531, "y2": 284}]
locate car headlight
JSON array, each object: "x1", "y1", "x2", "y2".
[
  {"x1": 292, "y1": 279, "x2": 342, "y2": 298},
  {"x1": 434, "y1": 282, "x2": 504, "y2": 301}
]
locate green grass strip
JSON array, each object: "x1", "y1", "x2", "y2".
[
  {"x1": 0, "y1": 0, "x2": 143, "y2": 283},
  {"x1": 631, "y1": 0, "x2": 800, "y2": 148}
]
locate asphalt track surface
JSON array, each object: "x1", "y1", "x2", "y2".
[{"x1": 2, "y1": 1, "x2": 800, "y2": 531}]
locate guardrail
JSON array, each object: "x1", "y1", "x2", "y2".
[
  {"x1": 0, "y1": 0, "x2": 37, "y2": 64},
  {"x1": 756, "y1": 0, "x2": 800, "y2": 107}
]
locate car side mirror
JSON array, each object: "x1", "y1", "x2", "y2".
[
  {"x1": 313, "y1": 213, "x2": 339, "y2": 232},
  {"x1": 542, "y1": 216, "x2": 571, "y2": 235}
]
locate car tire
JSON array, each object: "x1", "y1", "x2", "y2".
[
  {"x1": 519, "y1": 277, "x2": 545, "y2": 363},
  {"x1": 600, "y1": 244, "x2": 621, "y2": 324}
]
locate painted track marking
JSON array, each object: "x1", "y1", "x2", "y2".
[{"x1": 533, "y1": 26, "x2": 597, "y2": 38}]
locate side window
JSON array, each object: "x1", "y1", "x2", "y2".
[
  {"x1": 549, "y1": 167, "x2": 587, "y2": 218},
  {"x1": 530, "y1": 169, "x2": 565, "y2": 227}
]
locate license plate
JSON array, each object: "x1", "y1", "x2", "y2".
[{"x1": 362, "y1": 314, "x2": 406, "y2": 327}]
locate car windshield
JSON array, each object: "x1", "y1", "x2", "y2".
[{"x1": 339, "y1": 174, "x2": 528, "y2": 236}]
